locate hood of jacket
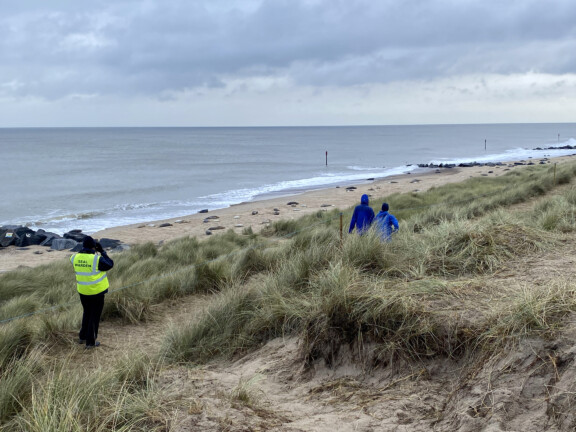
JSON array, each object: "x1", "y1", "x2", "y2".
[{"x1": 361, "y1": 194, "x2": 369, "y2": 205}]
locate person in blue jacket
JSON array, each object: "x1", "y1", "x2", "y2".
[
  {"x1": 349, "y1": 194, "x2": 375, "y2": 234},
  {"x1": 374, "y1": 202, "x2": 399, "y2": 241}
]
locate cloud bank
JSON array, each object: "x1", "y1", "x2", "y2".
[{"x1": 0, "y1": 0, "x2": 575, "y2": 125}]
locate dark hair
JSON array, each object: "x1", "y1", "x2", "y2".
[{"x1": 82, "y1": 236, "x2": 96, "y2": 249}]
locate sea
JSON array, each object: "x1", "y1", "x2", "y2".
[{"x1": 1, "y1": 123, "x2": 576, "y2": 235}]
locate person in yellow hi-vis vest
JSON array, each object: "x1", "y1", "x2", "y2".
[{"x1": 70, "y1": 236, "x2": 114, "y2": 349}]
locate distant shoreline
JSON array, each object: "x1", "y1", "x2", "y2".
[{"x1": 3, "y1": 153, "x2": 574, "y2": 273}]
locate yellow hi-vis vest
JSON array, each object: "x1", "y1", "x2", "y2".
[{"x1": 70, "y1": 253, "x2": 109, "y2": 295}]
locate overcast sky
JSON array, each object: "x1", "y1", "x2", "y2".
[{"x1": 1, "y1": 0, "x2": 575, "y2": 127}]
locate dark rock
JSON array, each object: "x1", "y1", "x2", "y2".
[
  {"x1": 0, "y1": 229, "x2": 18, "y2": 247},
  {"x1": 64, "y1": 230, "x2": 87, "y2": 243},
  {"x1": 51, "y1": 238, "x2": 78, "y2": 251},
  {"x1": 99, "y1": 238, "x2": 122, "y2": 250},
  {"x1": 205, "y1": 230, "x2": 212, "y2": 235},
  {"x1": 70, "y1": 243, "x2": 83, "y2": 252},
  {"x1": 39, "y1": 231, "x2": 61, "y2": 247},
  {"x1": 15, "y1": 227, "x2": 46, "y2": 247},
  {"x1": 111, "y1": 244, "x2": 131, "y2": 252}
]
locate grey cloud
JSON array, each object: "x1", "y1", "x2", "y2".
[{"x1": 1, "y1": 0, "x2": 575, "y2": 99}]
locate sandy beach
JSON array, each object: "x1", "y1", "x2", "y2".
[{"x1": 1, "y1": 155, "x2": 573, "y2": 273}]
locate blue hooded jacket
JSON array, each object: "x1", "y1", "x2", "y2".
[
  {"x1": 375, "y1": 210, "x2": 399, "y2": 241},
  {"x1": 349, "y1": 194, "x2": 375, "y2": 234}
]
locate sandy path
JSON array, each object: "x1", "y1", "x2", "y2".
[{"x1": 57, "y1": 230, "x2": 576, "y2": 431}]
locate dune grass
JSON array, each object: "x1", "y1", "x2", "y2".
[{"x1": 2, "y1": 161, "x2": 576, "y2": 427}]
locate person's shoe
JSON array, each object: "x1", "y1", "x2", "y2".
[
  {"x1": 85, "y1": 342, "x2": 101, "y2": 350},
  {"x1": 78, "y1": 339, "x2": 86, "y2": 344}
]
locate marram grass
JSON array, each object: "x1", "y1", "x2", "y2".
[{"x1": 2, "y1": 161, "x2": 576, "y2": 427}]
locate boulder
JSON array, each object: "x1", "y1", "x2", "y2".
[
  {"x1": 99, "y1": 238, "x2": 122, "y2": 250},
  {"x1": 70, "y1": 243, "x2": 83, "y2": 252},
  {"x1": 14, "y1": 227, "x2": 45, "y2": 247},
  {"x1": 51, "y1": 238, "x2": 78, "y2": 251},
  {"x1": 0, "y1": 229, "x2": 18, "y2": 247},
  {"x1": 39, "y1": 231, "x2": 61, "y2": 247},
  {"x1": 63, "y1": 230, "x2": 87, "y2": 243}
]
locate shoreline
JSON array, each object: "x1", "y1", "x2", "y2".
[{"x1": 1, "y1": 155, "x2": 574, "y2": 273}]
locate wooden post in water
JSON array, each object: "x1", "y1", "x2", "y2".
[
  {"x1": 484, "y1": 139, "x2": 487, "y2": 151},
  {"x1": 326, "y1": 151, "x2": 328, "y2": 166}
]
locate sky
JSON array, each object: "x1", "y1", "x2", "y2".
[{"x1": 0, "y1": 0, "x2": 575, "y2": 127}]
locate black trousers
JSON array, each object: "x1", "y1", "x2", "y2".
[{"x1": 79, "y1": 292, "x2": 105, "y2": 346}]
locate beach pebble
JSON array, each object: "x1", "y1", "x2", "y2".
[{"x1": 234, "y1": 215, "x2": 240, "y2": 219}]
